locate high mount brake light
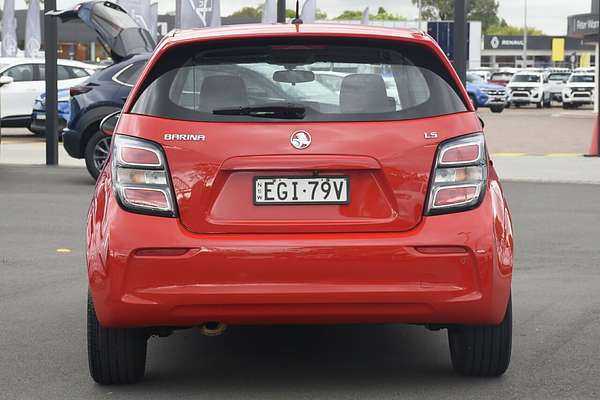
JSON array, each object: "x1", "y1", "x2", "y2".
[
  {"x1": 426, "y1": 134, "x2": 487, "y2": 215},
  {"x1": 112, "y1": 135, "x2": 177, "y2": 217}
]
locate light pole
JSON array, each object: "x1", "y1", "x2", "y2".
[
  {"x1": 45, "y1": 0, "x2": 59, "y2": 165},
  {"x1": 523, "y1": 0, "x2": 528, "y2": 68},
  {"x1": 417, "y1": 0, "x2": 422, "y2": 31},
  {"x1": 454, "y1": 0, "x2": 468, "y2": 84}
]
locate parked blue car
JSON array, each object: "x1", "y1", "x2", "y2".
[
  {"x1": 56, "y1": 1, "x2": 155, "y2": 179},
  {"x1": 29, "y1": 89, "x2": 71, "y2": 137},
  {"x1": 63, "y1": 53, "x2": 150, "y2": 179},
  {"x1": 466, "y1": 73, "x2": 506, "y2": 113}
]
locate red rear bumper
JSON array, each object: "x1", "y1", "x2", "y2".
[{"x1": 88, "y1": 177, "x2": 513, "y2": 328}]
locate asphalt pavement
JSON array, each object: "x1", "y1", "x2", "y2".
[{"x1": 1, "y1": 165, "x2": 599, "y2": 399}]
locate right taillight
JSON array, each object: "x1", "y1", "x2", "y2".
[{"x1": 425, "y1": 133, "x2": 487, "y2": 215}]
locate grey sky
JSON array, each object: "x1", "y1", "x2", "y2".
[{"x1": 13, "y1": 1, "x2": 595, "y2": 36}]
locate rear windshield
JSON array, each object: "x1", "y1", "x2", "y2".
[
  {"x1": 512, "y1": 74, "x2": 540, "y2": 83},
  {"x1": 570, "y1": 75, "x2": 594, "y2": 83},
  {"x1": 130, "y1": 38, "x2": 467, "y2": 122}
]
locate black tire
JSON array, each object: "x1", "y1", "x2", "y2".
[
  {"x1": 88, "y1": 293, "x2": 148, "y2": 385},
  {"x1": 84, "y1": 131, "x2": 112, "y2": 180},
  {"x1": 514, "y1": 103, "x2": 521, "y2": 108},
  {"x1": 536, "y1": 101, "x2": 542, "y2": 109},
  {"x1": 448, "y1": 296, "x2": 512, "y2": 377},
  {"x1": 563, "y1": 103, "x2": 571, "y2": 109},
  {"x1": 505, "y1": 102, "x2": 511, "y2": 109},
  {"x1": 544, "y1": 97, "x2": 551, "y2": 108},
  {"x1": 490, "y1": 105, "x2": 504, "y2": 114}
]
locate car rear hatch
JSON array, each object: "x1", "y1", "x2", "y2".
[
  {"x1": 121, "y1": 36, "x2": 476, "y2": 234},
  {"x1": 51, "y1": 1, "x2": 155, "y2": 62}
]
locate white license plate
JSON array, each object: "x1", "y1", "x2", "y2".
[
  {"x1": 36, "y1": 113, "x2": 46, "y2": 120},
  {"x1": 254, "y1": 176, "x2": 349, "y2": 205}
]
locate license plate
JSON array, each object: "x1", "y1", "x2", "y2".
[
  {"x1": 254, "y1": 176, "x2": 349, "y2": 205},
  {"x1": 36, "y1": 113, "x2": 46, "y2": 120}
]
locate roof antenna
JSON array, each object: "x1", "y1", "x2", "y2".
[{"x1": 291, "y1": 0, "x2": 303, "y2": 24}]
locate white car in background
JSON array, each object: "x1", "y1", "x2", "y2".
[
  {"x1": 562, "y1": 73, "x2": 595, "y2": 109},
  {"x1": 545, "y1": 71, "x2": 571, "y2": 102},
  {"x1": 506, "y1": 71, "x2": 551, "y2": 108},
  {"x1": 0, "y1": 58, "x2": 98, "y2": 130}
]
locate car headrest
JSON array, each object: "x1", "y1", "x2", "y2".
[
  {"x1": 200, "y1": 75, "x2": 248, "y2": 111},
  {"x1": 340, "y1": 74, "x2": 395, "y2": 114}
]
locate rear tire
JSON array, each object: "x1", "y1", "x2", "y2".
[
  {"x1": 536, "y1": 101, "x2": 542, "y2": 109},
  {"x1": 490, "y1": 105, "x2": 504, "y2": 113},
  {"x1": 448, "y1": 296, "x2": 512, "y2": 377},
  {"x1": 87, "y1": 293, "x2": 148, "y2": 385},
  {"x1": 84, "y1": 131, "x2": 112, "y2": 180}
]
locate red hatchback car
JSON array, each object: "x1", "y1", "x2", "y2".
[{"x1": 87, "y1": 23, "x2": 514, "y2": 384}]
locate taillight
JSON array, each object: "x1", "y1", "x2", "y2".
[
  {"x1": 69, "y1": 85, "x2": 92, "y2": 97},
  {"x1": 425, "y1": 133, "x2": 487, "y2": 215},
  {"x1": 112, "y1": 134, "x2": 177, "y2": 217}
]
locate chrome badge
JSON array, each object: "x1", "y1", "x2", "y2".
[
  {"x1": 163, "y1": 134, "x2": 206, "y2": 142},
  {"x1": 290, "y1": 131, "x2": 311, "y2": 150}
]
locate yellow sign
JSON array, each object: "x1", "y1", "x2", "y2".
[
  {"x1": 552, "y1": 38, "x2": 565, "y2": 62},
  {"x1": 580, "y1": 52, "x2": 591, "y2": 68}
]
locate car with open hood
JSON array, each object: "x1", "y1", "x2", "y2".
[
  {"x1": 50, "y1": 1, "x2": 155, "y2": 64},
  {"x1": 53, "y1": 1, "x2": 156, "y2": 178},
  {"x1": 86, "y1": 23, "x2": 514, "y2": 384}
]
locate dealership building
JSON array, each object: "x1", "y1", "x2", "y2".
[{"x1": 481, "y1": 35, "x2": 596, "y2": 69}]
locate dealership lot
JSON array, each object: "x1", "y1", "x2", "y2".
[
  {"x1": 0, "y1": 165, "x2": 599, "y2": 399},
  {"x1": 1, "y1": 106, "x2": 596, "y2": 167}
]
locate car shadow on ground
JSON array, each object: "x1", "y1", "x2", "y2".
[{"x1": 99, "y1": 324, "x2": 504, "y2": 396}]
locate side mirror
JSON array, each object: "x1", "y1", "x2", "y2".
[
  {"x1": 100, "y1": 111, "x2": 120, "y2": 136},
  {"x1": 0, "y1": 75, "x2": 14, "y2": 86}
]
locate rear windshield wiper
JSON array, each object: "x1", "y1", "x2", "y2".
[{"x1": 213, "y1": 105, "x2": 306, "y2": 119}]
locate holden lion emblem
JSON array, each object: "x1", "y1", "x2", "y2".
[{"x1": 290, "y1": 131, "x2": 312, "y2": 150}]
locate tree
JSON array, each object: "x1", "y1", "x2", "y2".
[
  {"x1": 487, "y1": 19, "x2": 544, "y2": 36},
  {"x1": 412, "y1": 0, "x2": 500, "y2": 32},
  {"x1": 229, "y1": 6, "x2": 262, "y2": 18},
  {"x1": 286, "y1": 8, "x2": 328, "y2": 19},
  {"x1": 334, "y1": 8, "x2": 406, "y2": 21}
]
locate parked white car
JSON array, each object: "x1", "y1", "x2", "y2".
[
  {"x1": 562, "y1": 73, "x2": 595, "y2": 109},
  {"x1": 545, "y1": 71, "x2": 571, "y2": 102},
  {"x1": 506, "y1": 72, "x2": 551, "y2": 108},
  {"x1": 0, "y1": 58, "x2": 98, "y2": 129}
]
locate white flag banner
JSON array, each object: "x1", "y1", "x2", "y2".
[
  {"x1": 1, "y1": 0, "x2": 18, "y2": 57},
  {"x1": 300, "y1": 0, "x2": 316, "y2": 23},
  {"x1": 178, "y1": 0, "x2": 220, "y2": 29},
  {"x1": 118, "y1": 0, "x2": 152, "y2": 31},
  {"x1": 149, "y1": 2, "x2": 159, "y2": 40},
  {"x1": 261, "y1": 0, "x2": 277, "y2": 24},
  {"x1": 25, "y1": 0, "x2": 42, "y2": 57},
  {"x1": 361, "y1": 7, "x2": 370, "y2": 25}
]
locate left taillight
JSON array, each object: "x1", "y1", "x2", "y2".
[
  {"x1": 425, "y1": 133, "x2": 487, "y2": 215},
  {"x1": 112, "y1": 134, "x2": 177, "y2": 217}
]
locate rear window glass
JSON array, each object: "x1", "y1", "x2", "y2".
[
  {"x1": 130, "y1": 38, "x2": 467, "y2": 122},
  {"x1": 114, "y1": 61, "x2": 146, "y2": 86}
]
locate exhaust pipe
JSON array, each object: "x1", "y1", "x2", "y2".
[{"x1": 198, "y1": 321, "x2": 227, "y2": 337}]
